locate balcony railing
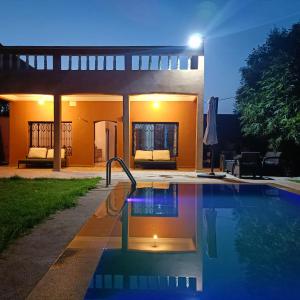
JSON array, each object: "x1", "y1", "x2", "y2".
[{"x1": 0, "y1": 46, "x2": 203, "y2": 72}]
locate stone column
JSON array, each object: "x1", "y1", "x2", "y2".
[
  {"x1": 53, "y1": 94, "x2": 62, "y2": 171},
  {"x1": 123, "y1": 94, "x2": 130, "y2": 167},
  {"x1": 195, "y1": 95, "x2": 203, "y2": 171},
  {"x1": 196, "y1": 184, "x2": 203, "y2": 291},
  {"x1": 195, "y1": 56, "x2": 204, "y2": 171}
]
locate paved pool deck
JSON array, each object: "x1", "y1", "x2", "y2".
[
  {"x1": 0, "y1": 166, "x2": 299, "y2": 299},
  {"x1": 1, "y1": 166, "x2": 300, "y2": 192}
]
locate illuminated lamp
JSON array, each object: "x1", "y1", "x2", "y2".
[
  {"x1": 153, "y1": 234, "x2": 158, "y2": 247},
  {"x1": 153, "y1": 100, "x2": 160, "y2": 109},
  {"x1": 188, "y1": 33, "x2": 203, "y2": 49}
]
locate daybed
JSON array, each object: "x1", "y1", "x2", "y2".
[
  {"x1": 18, "y1": 147, "x2": 67, "y2": 168},
  {"x1": 134, "y1": 150, "x2": 177, "y2": 169}
]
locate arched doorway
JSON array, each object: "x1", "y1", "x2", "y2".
[{"x1": 94, "y1": 121, "x2": 117, "y2": 165}]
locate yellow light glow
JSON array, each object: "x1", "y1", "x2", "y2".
[
  {"x1": 153, "y1": 234, "x2": 158, "y2": 240},
  {"x1": 69, "y1": 101, "x2": 77, "y2": 107},
  {"x1": 153, "y1": 234, "x2": 158, "y2": 247},
  {"x1": 38, "y1": 99, "x2": 45, "y2": 105},
  {"x1": 153, "y1": 100, "x2": 160, "y2": 109}
]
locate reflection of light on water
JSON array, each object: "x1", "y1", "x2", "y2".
[
  {"x1": 127, "y1": 198, "x2": 145, "y2": 203},
  {"x1": 153, "y1": 234, "x2": 158, "y2": 248},
  {"x1": 128, "y1": 237, "x2": 196, "y2": 252}
]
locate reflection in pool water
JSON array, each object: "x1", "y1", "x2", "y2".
[
  {"x1": 84, "y1": 184, "x2": 300, "y2": 300},
  {"x1": 130, "y1": 184, "x2": 178, "y2": 217}
]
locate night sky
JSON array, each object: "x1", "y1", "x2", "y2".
[{"x1": 1, "y1": 0, "x2": 300, "y2": 113}]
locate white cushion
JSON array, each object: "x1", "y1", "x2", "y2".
[
  {"x1": 136, "y1": 182, "x2": 153, "y2": 188},
  {"x1": 46, "y1": 149, "x2": 54, "y2": 158},
  {"x1": 134, "y1": 150, "x2": 153, "y2": 160},
  {"x1": 153, "y1": 182, "x2": 170, "y2": 189},
  {"x1": 153, "y1": 150, "x2": 170, "y2": 161},
  {"x1": 46, "y1": 148, "x2": 66, "y2": 159},
  {"x1": 61, "y1": 148, "x2": 66, "y2": 158},
  {"x1": 27, "y1": 147, "x2": 47, "y2": 159}
]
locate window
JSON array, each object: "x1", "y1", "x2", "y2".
[
  {"x1": 131, "y1": 185, "x2": 178, "y2": 217},
  {"x1": 28, "y1": 121, "x2": 72, "y2": 156},
  {"x1": 132, "y1": 122, "x2": 178, "y2": 156}
]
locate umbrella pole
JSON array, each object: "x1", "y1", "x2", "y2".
[
  {"x1": 197, "y1": 96, "x2": 225, "y2": 179},
  {"x1": 209, "y1": 144, "x2": 215, "y2": 175}
]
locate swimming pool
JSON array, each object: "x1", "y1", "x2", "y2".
[{"x1": 84, "y1": 183, "x2": 300, "y2": 300}]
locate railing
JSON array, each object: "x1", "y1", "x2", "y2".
[
  {"x1": 106, "y1": 157, "x2": 136, "y2": 187},
  {"x1": 0, "y1": 46, "x2": 203, "y2": 72},
  {"x1": 106, "y1": 185, "x2": 136, "y2": 217}
]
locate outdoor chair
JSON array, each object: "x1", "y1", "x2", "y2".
[
  {"x1": 262, "y1": 151, "x2": 283, "y2": 176},
  {"x1": 232, "y1": 152, "x2": 262, "y2": 178},
  {"x1": 219, "y1": 150, "x2": 237, "y2": 173}
]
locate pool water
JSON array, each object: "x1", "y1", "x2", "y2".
[{"x1": 84, "y1": 183, "x2": 300, "y2": 300}]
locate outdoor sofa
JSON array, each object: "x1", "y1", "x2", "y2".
[
  {"x1": 134, "y1": 150, "x2": 177, "y2": 169},
  {"x1": 232, "y1": 152, "x2": 263, "y2": 178},
  {"x1": 262, "y1": 151, "x2": 283, "y2": 176},
  {"x1": 18, "y1": 147, "x2": 67, "y2": 168}
]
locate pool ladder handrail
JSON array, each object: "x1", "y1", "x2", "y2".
[
  {"x1": 106, "y1": 185, "x2": 136, "y2": 216},
  {"x1": 106, "y1": 157, "x2": 136, "y2": 187}
]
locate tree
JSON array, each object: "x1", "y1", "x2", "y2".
[
  {"x1": 233, "y1": 187, "x2": 300, "y2": 297},
  {"x1": 236, "y1": 24, "x2": 300, "y2": 151}
]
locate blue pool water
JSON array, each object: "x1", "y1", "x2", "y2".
[{"x1": 84, "y1": 183, "x2": 300, "y2": 300}]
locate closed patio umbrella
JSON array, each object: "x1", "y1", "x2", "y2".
[
  {"x1": 204, "y1": 97, "x2": 218, "y2": 146},
  {"x1": 205, "y1": 208, "x2": 217, "y2": 258},
  {"x1": 198, "y1": 96, "x2": 225, "y2": 178},
  {"x1": 204, "y1": 96, "x2": 218, "y2": 175}
]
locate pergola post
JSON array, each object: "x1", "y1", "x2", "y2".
[
  {"x1": 196, "y1": 184, "x2": 203, "y2": 291},
  {"x1": 195, "y1": 94, "x2": 203, "y2": 171},
  {"x1": 196, "y1": 56, "x2": 204, "y2": 171},
  {"x1": 53, "y1": 94, "x2": 62, "y2": 171},
  {"x1": 122, "y1": 94, "x2": 130, "y2": 167}
]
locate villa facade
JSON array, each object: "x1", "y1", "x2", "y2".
[{"x1": 0, "y1": 45, "x2": 204, "y2": 170}]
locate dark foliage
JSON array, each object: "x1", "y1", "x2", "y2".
[{"x1": 236, "y1": 23, "x2": 300, "y2": 151}]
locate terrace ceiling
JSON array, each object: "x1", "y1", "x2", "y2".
[{"x1": 0, "y1": 93, "x2": 197, "y2": 102}]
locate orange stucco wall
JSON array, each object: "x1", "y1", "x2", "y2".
[
  {"x1": 9, "y1": 97, "x2": 197, "y2": 168},
  {"x1": 130, "y1": 100, "x2": 196, "y2": 168},
  {"x1": 0, "y1": 116, "x2": 9, "y2": 162},
  {"x1": 9, "y1": 100, "x2": 123, "y2": 166},
  {"x1": 128, "y1": 184, "x2": 197, "y2": 238}
]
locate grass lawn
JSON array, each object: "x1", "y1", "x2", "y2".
[
  {"x1": 289, "y1": 179, "x2": 300, "y2": 184},
  {"x1": 0, "y1": 177, "x2": 100, "y2": 252}
]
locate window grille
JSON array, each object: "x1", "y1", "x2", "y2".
[
  {"x1": 132, "y1": 122, "x2": 178, "y2": 156},
  {"x1": 28, "y1": 121, "x2": 72, "y2": 156}
]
